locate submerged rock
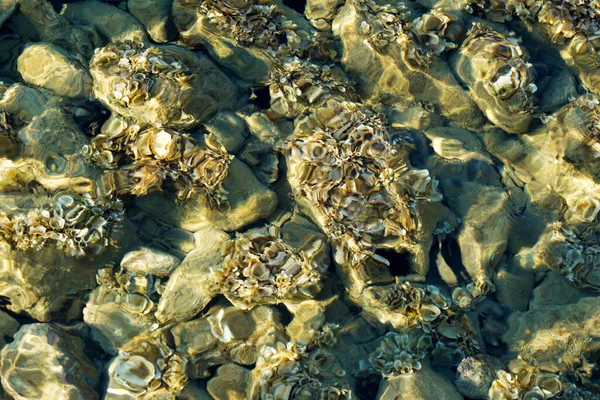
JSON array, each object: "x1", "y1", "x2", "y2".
[
  {"x1": 90, "y1": 41, "x2": 237, "y2": 129},
  {"x1": 452, "y1": 22, "x2": 537, "y2": 133},
  {"x1": 128, "y1": 0, "x2": 175, "y2": 43},
  {"x1": 502, "y1": 296, "x2": 600, "y2": 372},
  {"x1": 0, "y1": 323, "x2": 100, "y2": 400},
  {"x1": 17, "y1": 43, "x2": 92, "y2": 98},
  {"x1": 376, "y1": 362, "x2": 463, "y2": 400}
]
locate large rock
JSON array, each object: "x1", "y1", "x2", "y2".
[
  {"x1": 17, "y1": 43, "x2": 92, "y2": 98},
  {"x1": 376, "y1": 363, "x2": 463, "y2": 400},
  {"x1": 137, "y1": 158, "x2": 278, "y2": 232},
  {"x1": 128, "y1": 0, "x2": 176, "y2": 43},
  {"x1": 0, "y1": 324, "x2": 99, "y2": 400}
]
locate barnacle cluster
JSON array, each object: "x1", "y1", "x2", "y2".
[
  {"x1": 86, "y1": 116, "x2": 233, "y2": 204},
  {"x1": 368, "y1": 331, "x2": 432, "y2": 377},
  {"x1": 219, "y1": 226, "x2": 327, "y2": 309},
  {"x1": 89, "y1": 40, "x2": 235, "y2": 129},
  {"x1": 0, "y1": 193, "x2": 123, "y2": 257},
  {"x1": 353, "y1": 0, "x2": 410, "y2": 50},
  {"x1": 489, "y1": 368, "x2": 597, "y2": 400},
  {"x1": 248, "y1": 342, "x2": 352, "y2": 400},
  {"x1": 268, "y1": 57, "x2": 356, "y2": 118},
  {"x1": 538, "y1": 223, "x2": 600, "y2": 291},
  {"x1": 286, "y1": 100, "x2": 441, "y2": 268},
  {"x1": 197, "y1": 0, "x2": 287, "y2": 49},
  {"x1": 371, "y1": 282, "x2": 482, "y2": 365}
]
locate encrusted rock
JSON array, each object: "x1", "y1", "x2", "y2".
[
  {"x1": 90, "y1": 41, "x2": 237, "y2": 129},
  {"x1": 455, "y1": 354, "x2": 504, "y2": 399},
  {"x1": 452, "y1": 22, "x2": 537, "y2": 133},
  {"x1": 136, "y1": 157, "x2": 277, "y2": 232},
  {"x1": 171, "y1": 304, "x2": 287, "y2": 378}
]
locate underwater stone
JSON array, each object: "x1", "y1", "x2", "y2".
[
  {"x1": 0, "y1": 323, "x2": 99, "y2": 400},
  {"x1": 0, "y1": 310, "x2": 18, "y2": 349},
  {"x1": 539, "y1": 70, "x2": 578, "y2": 113},
  {"x1": 137, "y1": 158, "x2": 278, "y2": 232},
  {"x1": 502, "y1": 296, "x2": 600, "y2": 372},
  {"x1": 204, "y1": 111, "x2": 247, "y2": 154},
  {"x1": 156, "y1": 247, "x2": 224, "y2": 324},
  {"x1": 447, "y1": 182, "x2": 512, "y2": 287},
  {"x1": 493, "y1": 266, "x2": 534, "y2": 311},
  {"x1": 207, "y1": 363, "x2": 250, "y2": 400},
  {"x1": 455, "y1": 355, "x2": 504, "y2": 399},
  {"x1": 17, "y1": 43, "x2": 92, "y2": 98},
  {"x1": 128, "y1": 0, "x2": 176, "y2": 43},
  {"x1": 376, "y1": 362, "x2": 463, "y2": 400},
  {"x1": 529, "y1": 271, "x2": 592, "y2": 310},
  {"x1": 62, "y1": 0, "x2": 147, "y2": 43}
]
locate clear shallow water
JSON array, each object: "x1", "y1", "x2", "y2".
[{"x1": 0, "y1": 0, "x2": 599, "y2": 399}]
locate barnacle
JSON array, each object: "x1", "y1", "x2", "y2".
[
  {"x1": 218, "y1": 226, "x2": 327, "y2": 309},
  {"x1": 86, "y1": 115, "x2": 233, "y2": 205},
  {"x1": 368, "y1": 331, "x2": 432, "y2": 377},
  {"x1": 453, "y1": 22, "x2": 537, "y2": 133},
  {"x1": 285, "y1": 100, "x2": 441, "y2": 269},
  {"x1": 0, "y1": 192, "x2": 124, "y2": 257},
  {"x1": 247, "y1": 342, "x2": 353, "y2": 400}
]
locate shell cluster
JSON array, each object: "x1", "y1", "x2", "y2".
[
  {"x1": 0, "y1": 192, "x2": 123, "y2": 257},
  {"x1": 219, "y1": 226, "x2": 327, "y2": 309},
  {"x1": 248, "y1": 342, "x2": 352, "y2": 400},
  {"x1": 286, "y1": 100, "x2": 441, "y2": 268},
  {"x1": 489, "y1": 368, "x2": 597, "y2": 400},
  {"x1": 86, "y1": 115, "x2": 232, "y2": 204},
  {"x1": 457, "y1": 22, "x2": 537, "y2": 132},
  {"x1": 537, "y1": 223, "x2": 600, "y2": 291},
  {"x1": 197, "y1": 0, "x2": 288, "y2": 50},
  {"x1": 368, "y1": 332, "x2": 432, "y2": 377}
]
